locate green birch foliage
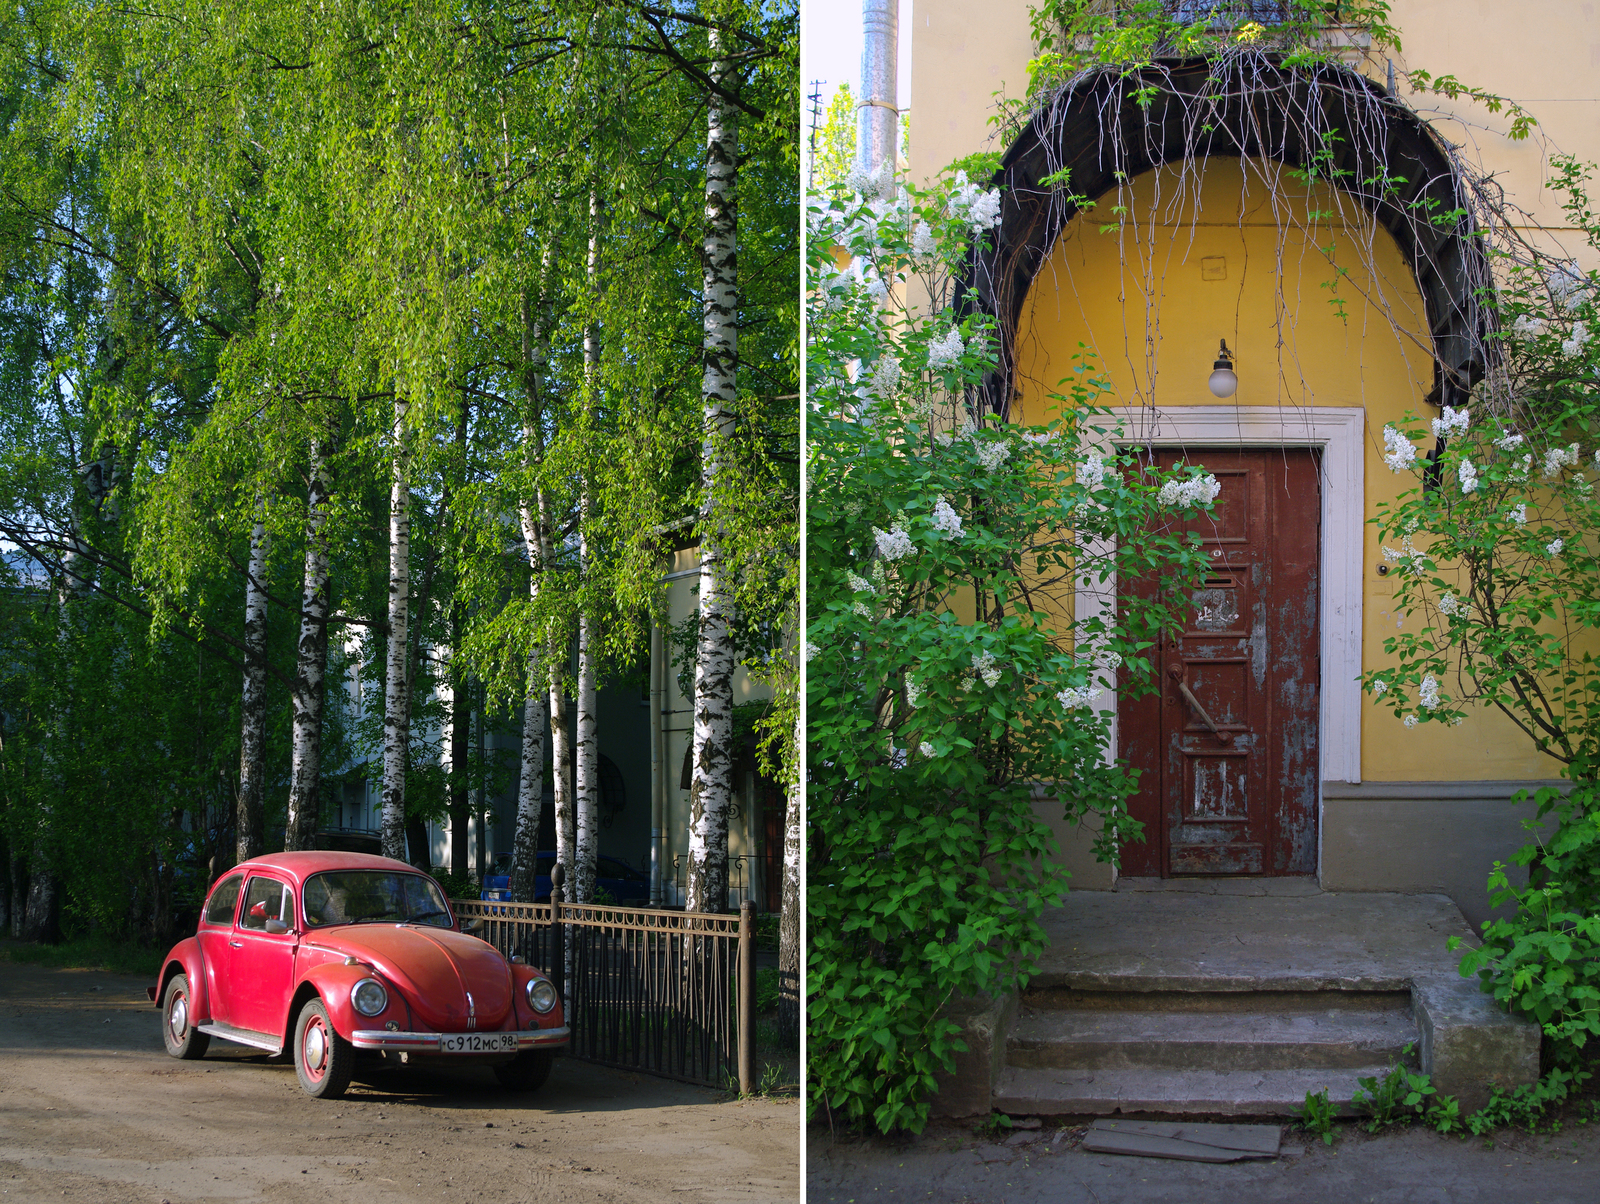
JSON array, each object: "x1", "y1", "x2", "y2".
[
  {"x1": 1361, "y1": 156, "x2": 1600, "y2": 1060},
  {"x1": 805, "y1": 171, "x2": 1214, "y2": 1133}
]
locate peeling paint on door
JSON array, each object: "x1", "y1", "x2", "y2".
[{"x1": 1120, "y1": 448, "x2": 1321, "y2": 877}]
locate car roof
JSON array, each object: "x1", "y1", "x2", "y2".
[{"x1": 213, "y1": 851, "x2": 425, "y2": 891}]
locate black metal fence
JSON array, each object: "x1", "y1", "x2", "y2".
[{"x1": 453, "y1": 878, "x2": 755, "y2": 1093}]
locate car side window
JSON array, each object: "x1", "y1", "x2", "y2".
[
  {"x1": 239, "y1": 877, "x2": 293, "y2": 932},
  {"x1": 203, "y1": 874, "x2": 244, "y2": 926}
]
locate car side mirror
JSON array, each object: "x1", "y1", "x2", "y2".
[
  {"x1": 264, "y1": 918, "x2": 289, "y2": 935},
  {"x1": 460, "y1": 917, "x2": 484, "y2": 934}
]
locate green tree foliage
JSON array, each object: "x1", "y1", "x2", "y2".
[
  {"x1": 805, "y1": 169, "x2": 1214, "y2": 1132},
  {"x1": 0, "y1": 0, "x2": 797, "y2": 945}
]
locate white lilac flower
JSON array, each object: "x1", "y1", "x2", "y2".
[
  {"x1": 1458, "y1": 457, "x2": 1478, "y2": 493},
  {"x1": 1157, "y1": 473, "x2": 1223, "y2": 507},
  {"x1": 1543, "y1": 443, "x2": 1581, "y2": 479},
  {"x1": 870, "y1": 354, "x2": 902, "y2": 399},
  {"x1": 1547, "y1": 537, "x2": 1565, "y2": 556},
  {"x1": 1515, "y1": 452, "x2": 1534, "y2": 479},
  {"x1": 873, "y1": 523, "x2": 915, "y2": 561},
  {"x1": 1419, "y1": 675, "x2": 1441, "y2": 709},
  {"x1": 846, "y1": 571, "x2": 874, "y2": 594},
  {"x1": 863, "y1": 273, "x2": 888, "y2": 303},
  {"x1": 948, "y1": 170, "x2": 1003, "y2": 233},
  {"x1": 1510, "y1": 502, "x2": 1527, "y2": 526},
  {"x1": 930, "y1": 496, "x2": 965, "y2": 540},
  {"x1": 934, "y1": 430, "x2": 954, "y2": 447},
  {"x1": 1595, "y1": 449, "x2": 1600, "y2": 472},
  {"x1": 1511, "y1": 313, "x2": 1547, "y2": 338},
  {"x1": 1438, "y1": 594, "x2": 1460, "y2": 616},
  {"x1": 1383, "y1": 426, "x2": 1417, "y2": 472},
  {"x1": 804, "y1": 640, "x2": 819, "y2": 662},
  {"x1": 905, "y1": 674, "x2": 924, "y2": 708},
  {"x1": 1561, "y1": 321, "x2": 1590, "y2": 358},
  {"x1": 972, "y1": 650, "x2": 1002, "y2": 688},
  {"x1": 1548, "y1": 260, "x2": 1590, "y2": 310},
  {"x1": 911, "y1": 220, "x2": 936, "y2": 257},
  {"x1": 927, "y1": 327, "x2": 965, "y2": 371},
  {"x1": 1021, "y1": 430, "x2": 1056, "y2": 446},
  {"x1": 919, "y1": 741, "x2": 939, "y2": 758},
  {"x1": 852, "y1": 601, "x2": 872, "y2": 619},
  {"x1": 1430, "y1": 406, "x2": 1470, "y2": 438},
  {"x1": 1057, "y1": 685, "x2": 1099, "y2": 709},
  {"x1": 1079, "y1": 453, "x2": 1107, "y2": 489},
  {"x1": 1451, "y1": 716, "x2": 1465, "y2": 726},
  {"x1": 1382, "y1": 545, "x2": 1402, "y2": 563},
  {"x1": 1495, "y1": 431, "x2": 1525, "y2": 451},
  {"x1": 974, "y1": 440, "x2": 1012, "y2": 472},
  {"x1": 1372, "y1": 679, "x2": 1389, "y2": 695},
  {"x1": 1403, "y1": 714, "x2": 1419, "y2": 728}
]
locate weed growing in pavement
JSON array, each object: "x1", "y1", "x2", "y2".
[
  {"x1": 1466, "y1": 1065, "x2": 1594, "y2": 1135},
  {"x1": 973, "y1": 1112, "x2": 1015, "y2": 1140},
  {"x1": 1300, "y1": 1087, "x2": 1337, "y2": 1144},
  {"x1": 1355, "y1": 1045, "x2": 1440, "y2": 1131}
]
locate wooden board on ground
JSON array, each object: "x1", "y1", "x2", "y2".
[{"x1": 1082, "y1": 1118, "x2": 1283, "y2": 1162}]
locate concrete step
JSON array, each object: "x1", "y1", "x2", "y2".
[
  {"x1": 1008, "y1": 1003, "x2": 1419, "y2": 1071},
  {"x1": 994, "y1": 1064, "x2": 1379, "y2": 1117}
]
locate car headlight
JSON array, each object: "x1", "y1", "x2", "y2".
[
  {"x1": 525, "y1": 978, "x2": 557, "y2": 1014},
  {"x1": 351, "y1": 978, "x2": 388, "y2": 1017}
]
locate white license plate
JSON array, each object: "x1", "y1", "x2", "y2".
[{"x1": 439, "y1": 1033, "x2": 518, "y2": 1054}]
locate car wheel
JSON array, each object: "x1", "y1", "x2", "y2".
[
  {"x1": 493, "y1": 1050, "x2": 553, "y2": 1092},
  {"x1": 161, "y1": 973, "x2": 210, "y2": 1060},
  {"x1": 293, "y1": 998, "x2": 354, "y2": 1099}
]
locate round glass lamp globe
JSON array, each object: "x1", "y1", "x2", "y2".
[{"x1": 1208, "y1": 367, "x2": 1238, "y2": 398}]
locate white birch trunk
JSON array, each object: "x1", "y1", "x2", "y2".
[
  {"x1": 512, "y1": 265, "x2": 556, "y2": 904},
  {"x1": 685, "y1": 38, "x2": 739, "y2": 915},
  {"x1": 778, "y1": 713, "x2": 802, "y2": 1043},
  {"x1": 286, "y1": 435, "x2": 333, "y2": 852},
  {"x1": 549, "y1": 665, "x2": 574, "y2": 890},
  {"x1": 574, "y1": 611, "x2": 597, "y2": 903},
  {"x1": 381, "y1": 398, "x2": 413, "y2": 863},
  {"x1": 236, "y1": 512, "x2": 269, "y2": 864},
  {"x1": 573, "y1": 192, "x2": 602, "y2": 906}
]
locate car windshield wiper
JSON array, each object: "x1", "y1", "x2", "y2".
[
  {"x1": 403, "y1": 909, "x2": 449, "y2": 923},
  {"x1": 349, "y1": 912, "x2": 399, "y2": 923}
]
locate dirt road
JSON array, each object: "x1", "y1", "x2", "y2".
[{"x1": 0, "y1": 962, "x2": 798, "y2": 1204}]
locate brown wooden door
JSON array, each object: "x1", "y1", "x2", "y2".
[{"x1": 1120, "y1": 448, "x2": 1320, "y2": 877}]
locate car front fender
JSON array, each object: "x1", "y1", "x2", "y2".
[{"x1": 296, "y1": 961, "x2": 406, "y2": 1042}]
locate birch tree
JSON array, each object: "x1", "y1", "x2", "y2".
[
  {"x1": 236, "y1": 512, "x2": 269, "y2": 863},
  {"x1": 285, "y1": 431, "x2": 336, "y2": 852},
  {"x1": 380, "y1": 397, "x2": 413, "y2": 863},
  {"x1": 684, "y1": 33, "x2": 740, "y2": 915}
]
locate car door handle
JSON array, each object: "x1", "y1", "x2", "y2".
[{"x1": 229, "y1": 940, "x2": 243, "y2": 948}]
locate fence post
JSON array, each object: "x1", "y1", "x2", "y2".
[
  {"x1": 738, "y1": 900, "x2": 754, "y2": 1096},
  {"x1": 551, "y1": 863, "x2": 566, "y2": 1007}
]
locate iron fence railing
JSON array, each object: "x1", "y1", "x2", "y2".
[
  {"x1": 666, "y1": 854, "x2": 756, "y2": 911},
  {"x1": 453, "y1": 870, "x2": 755, "y2": 1093}
]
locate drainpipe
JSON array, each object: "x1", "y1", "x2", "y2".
[
  {"x1": 649, "y1": 619, "x2": 665, "y2": 905},
  {"x1": 857, "y1": 0, "x2": 898, "y2": 181}
]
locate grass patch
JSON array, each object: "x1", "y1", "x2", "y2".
[{"x1": 0, "y1": 935, "x2": 164, "y2": 979}]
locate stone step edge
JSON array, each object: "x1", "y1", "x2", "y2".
[{"x1": 994, "y1": 1065, "x2": 1383, "y2": 1118}]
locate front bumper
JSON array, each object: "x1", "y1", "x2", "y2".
[{"x1": 351, "y1": 1025, "x2": 569, "y2": 1052}]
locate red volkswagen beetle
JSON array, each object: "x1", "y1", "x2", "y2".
[{"x1": 148, "y1": 851, "x2": 567, "y2": 1099}]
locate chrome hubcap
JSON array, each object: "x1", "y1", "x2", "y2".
[
  {"x1": 304, "y1": 1022, "x2": 326, "y2": 1071},
  {"x1": 168, "y1": 996, "x2": 187, "y2": 1039}
]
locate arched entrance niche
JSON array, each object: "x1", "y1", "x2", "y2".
[
  {"x1": 1009, "y1": 155, "x2": 1435, "y2": 424},
  {"x1": 970, "y1": 56, "x2": 1496, "y2": 420}
]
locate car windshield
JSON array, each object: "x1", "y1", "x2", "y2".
[{"x1": 302, "y1": 871, "x2": 452, "y2": 928}]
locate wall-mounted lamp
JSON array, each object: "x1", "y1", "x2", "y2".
[{"x1": 1208, "y1": 339, "x2": 1238, "y2": 398}]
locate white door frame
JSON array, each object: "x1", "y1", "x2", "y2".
[{"x1": 1076, "y1": 405, "x2": 1365, "y2": 786}]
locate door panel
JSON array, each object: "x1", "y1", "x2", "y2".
[{"x1": 1119, "y1": 448, "x2": 1320, "y2": 877}]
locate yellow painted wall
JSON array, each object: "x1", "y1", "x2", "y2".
[{"x1": 908, "y1": 2, "x2": 1591, "y2": 784}]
